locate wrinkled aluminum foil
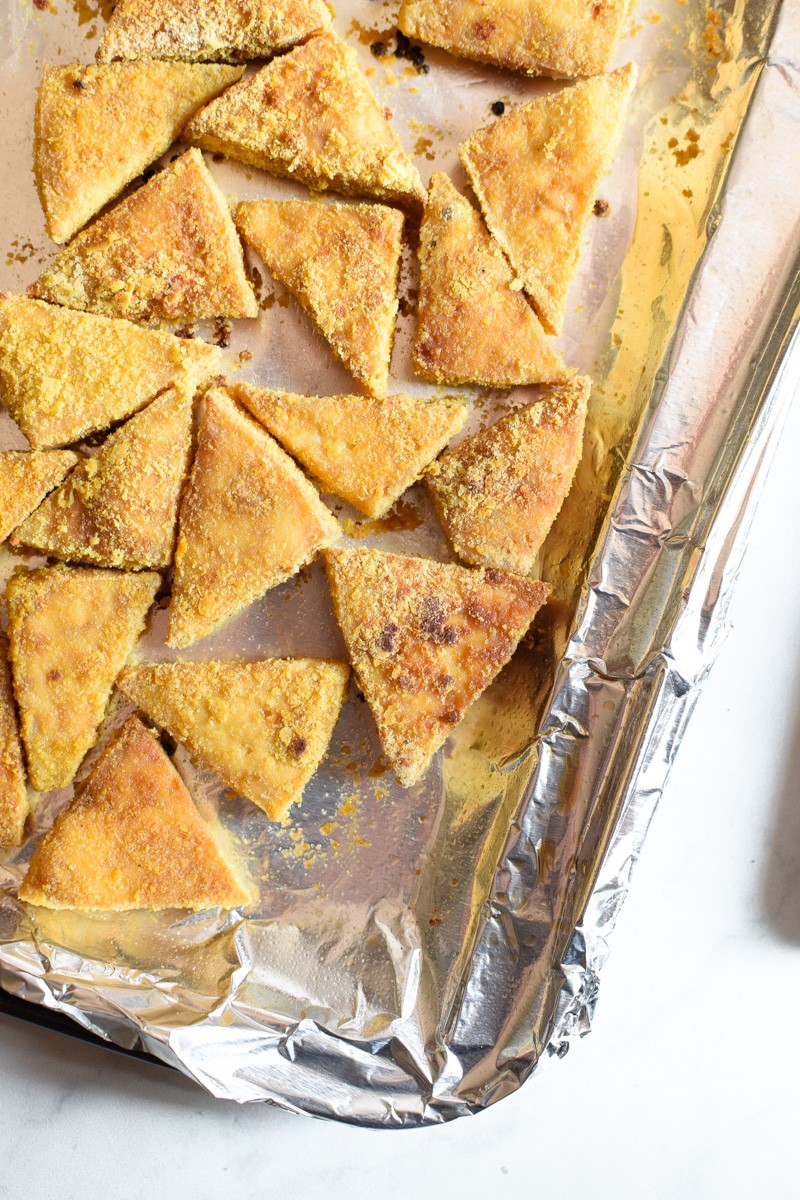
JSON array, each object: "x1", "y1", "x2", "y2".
[{"x1": 0, "y1": 0, "x2": 798, "y2": 1126}]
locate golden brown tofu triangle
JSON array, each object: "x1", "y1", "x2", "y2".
[
  {"x1": 0, "y1": 450, "x2": 78, "y2": 544},
  {"x1": 0, "y1": 640, "x2": 29, "y2": 849},
  {"x1": 118, "y1": 659, "x2": 350, "y2": 821},
  {"x1": 30, "y1": 149, "x2": 258, "y2": 325},
  {"x1": 19, "y1": 716, "x2": 250, "y2": 912},
  {"x1": 35, "y1": 61, "x2": 244, "y2": 244},
  {"x1": 324, "y1": 547, "x2": 550, "y2": 786}
]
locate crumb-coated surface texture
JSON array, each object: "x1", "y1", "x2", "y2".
[
  {"x1": 6, "y1": 565, "x2": 159, "y2": 793},
  {"x1": 118, "y1": 659, "x2": 350, "y2": 821},
  {"x1": 12, "y1": 389, "x2": 194, "y2": 570},
  {"x1": 186, "y1": 32, "x2": 425, "y2": 206},
  {"x1": 0, "y1": 639, "x2": 29, "y2": 849},
  {"x1": 168, "y1": 389, "x2": 341, "y2": 648},
  {"x1": 459, "y1": 65, "x2": 636, "y2": 335},
  {"x1": 237, "y1": 199, "x2": 403, "y2": 397},
  {"x1": 426, "y1": 378, "x2": 590, "y2": 573},
  {"x1": 18, "y1": 715, "x2": 250, "y2": 911},
  {"x1": 30, "y1": 148, "x2": 258, "y2": 324},
  {"x1": 324, "y1": 547, "x2": 550, "y2": 786},
  {"x1": 234, "y1": 384, "x2": 467, "y2": 517},
  {"x1": 413, "y1": 173, "x2": 568, "y2": 388},
  {"x1": 34, "y1": 61, "x2": 244, "y2": 244},
  {"x1": 0, "y1": 296, "x2": 220, "y2": 449},
  {"x1": 0, "y1": 450, "x2": 78, "y2": 544}
]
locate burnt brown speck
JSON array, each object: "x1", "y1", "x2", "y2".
[
  {"x1": 289, "y1": 735, "x2": 308, "y2": 758},
  {"x1": 376, "y1": 622, "x2": 399, "y2": 652}
]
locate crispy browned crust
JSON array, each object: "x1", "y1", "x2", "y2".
[
  {"x1": 0, "y1": 639, "x2": 29, "y2": 849},
  {"x1": 97, "y1": 0, "x2": 331, "y2": 64},
  {"x1": 413, "y1": 174, "x2": 569, "y2": 388},
  {"x1": 118, "y1": 659, "x2": 350, "y2": 821},
  {"x1": 324, "y1": 547, "x2": 550, "y2": 786},
  {"x1": 233, "y1": 383, "x2": 468, "y2": 518},
  {"x1": 168, "y1": 389, "x2": 340, "y2": 647},
  {"x1": 398, "y1": 0, "x2": 629, "y2": 78},
  {"x1": 459, "y1": 66, "x2": 636, "y2": 335},
  {"x1": 426, "y1": 378, "x2": 590, "y2": 573},
  {"x1": 12, "y1": 389, "x2": 194, "y2": 570},
  {"x1": 0, "y1": 450, "x2": 78, "y2": 543},
  {"x1": 19, "y1": 716, "x2": 250, "y2": 911},
  {"x1": 34, "y1": 62, "x2": 244, "y2": 244},
  {"x1": 30, "y1": 149, "x2": 258, "y2": 324},
  {"x1": 186, "y1": 32, "x2": 425, "y2": 206},
  {"x1": 6, "y1": 565, "x2": 159, "y2": 793},
  {"x1": 0, "y1": 296, "x2": 220, "y2": 449},
  {"x1": 236, "y1": 199, "x2": 403, "y2": 398}
]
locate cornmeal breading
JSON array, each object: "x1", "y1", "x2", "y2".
[
  {"x1": 118, "y1": 659, "x2": 350, "y2": 821},
  {"x1": 97, "y1": 0, "x2": 331, "y2": 64},
  {"x1": 426, "y1": 378, "x2": 590, "y2": 574},
  {"x1": 186, "y1": 33, "x2": 425, "y2": 207},
  {"x1": 414, "y1": 174, "x2": 568, "y2": 388},
  {"x1": 0, "y1": 450, "x2": 78, "y2": 543},
  {"x1": 398, "y1": 0, "x2": 629, "y2": 79},
  {"x1": 0, "y1": 640, "x2": 29, "y2": 849},
  {"x1": 30, "y1": 149, "x2": 258, "y2": 324},
  {"x1": 233, "y1": 384, "x2": 467, "y2": 518},
  {"x1": 12, "y1": 389, "x2": 194, "y2": 570},
  {"x1": 7, "y1": 565, "x2": 159, "y2": 793},
  {"x1": 168, "y1": 390, "x2": 340, "y2": 648},
  {"x1": 459, "y1": 66, "x2": 636, "y2": 335},
  {"x1": 236, "y1": 199, "x2": 403, "y2": 397},
  {"x1": 0, "y1": 296, "x2": 220, "y2": 449},
  {"x1": 324, "y1": 547, "x2": 549, "y2": 786},
  {"x1": 19, "y1": 716, "x2": 250, "y2": 912},
  {"x1": 35, "y1": 62, "x2": 244, "y2": 244}
]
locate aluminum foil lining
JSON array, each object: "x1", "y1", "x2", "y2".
[{"x1": 0, "y1": 0, "x2": 798, "y2": 1125}]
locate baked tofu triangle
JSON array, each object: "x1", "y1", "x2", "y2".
[
  {"x1": 12, "y1": 389, "x2": 194, "y2": 570},
  {"x1": 118, "y1": 659, "x2": 350, "y2": 821},
  {"x1": 7, "y1": 565, "x2": 159, "y2": 793},
  {"x1": 19, "y1": 716, "x2": 249, "y2": 912},
  {"x1": 234, "y1": 383, "x2": 467, "y2": 518},
  {"x1": 236, "y1": 199, "x2": 403, "y2": 397},
  {"x1": 97, "y1": 0, "x2": 331, "y2": 64},
  {"x1": 398, "y1": 0, "x2": 628, "y2": 79},
  {"x1": 324, "y1": 547, "x2": 550, "y2": 786},
  {"x1": 30, "y1": 149, "x2": 258, "y2": 324},
  {"x1": 0, "y1": 640, "x2": 29, "y2": 849},
  {"x1": 169, "y1": 390, "x2": 340, "y2": 648},
  {"x1": 35, "y1": 61, "x2": 244, "y2": 244},
  {"x1": 460, "y1": 66, "x2": 636, "y2": 335},
  {"x1": 426, "y1": 378, "x2": 590, "y2": 574},
  {"x1": 186, "y1": 32, "x2": 425, "y2": 207},
  {"x1": 0, "y1": 450, "x2": 78, "y2": 543},
  {"x1": 413, "y1": 174, "x2": 568, "y2": 388},
  {"x1": 0, "y1": 296, "x2": 220, "y2": 449}
]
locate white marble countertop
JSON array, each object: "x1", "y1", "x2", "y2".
[{"x1": 2, "y1": 382, "x2": 800, "y2": 1198}]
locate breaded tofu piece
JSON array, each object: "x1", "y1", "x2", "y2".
[
  {"x1": 185, "y1": 32, "x2": 425, "y2": 207},
  {"x1": 233, "y1": 383, "x2": 467, "y2": 518},
  {"x1": 12, "y1": 390, "x2": 194, "y2": 570},
  {"x1": 460, "y1": 66, "x2": 636, "y2": 335},
  {"x1": 35, "y1": 62, "x2": 244, "y2": 244},
  {"x1": 324, "y1": 547, "x2": 549, "y2": 786},
  {"x1": 0, "y1": 640, "x2": 29, "y2": 849},
  {"x1": 118, "y1": 659, "x2": 350, "y2": 821},
  {"x1": 6, "y1": 565, "x2": 159, "y2": 793},
  {"x1": 398, "y1": 0, "x2": 629, "y2": 79},
  {"x1": 0, "y1": 296, "x2": 220, "y2": 449},
  {"x1": 413, "y1": 174, "x2": 568, "y2": 388},
  {"x1": 236, "y1": 199, "x2": 403, "y2": 397},
  {"x1": 0, "y1": 450, "x2": 78, "y2": 543},
  {"x1": 97, "y1": 0, "x2": 331, "y2": 64},
  {"x1": 426, "y1": 378, "x2": 590, "y2": 573},
  {"x1": 168, "y1": 390, "x2": 340, "y2": 648},
  {"x1": 19, "y1": 716, "x2": 250, "y2": 912},
  {"x1": 30, "y1": 149, "x2": 258, "y2": 324}
]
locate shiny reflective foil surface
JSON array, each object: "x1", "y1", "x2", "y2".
[{"x1": 0, "y1": 0, "x2": 798, "y2": 1125}]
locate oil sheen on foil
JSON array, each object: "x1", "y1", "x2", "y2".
[{"x1": 0, "y1": 0, "x2": 798, "y2": 1125}]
